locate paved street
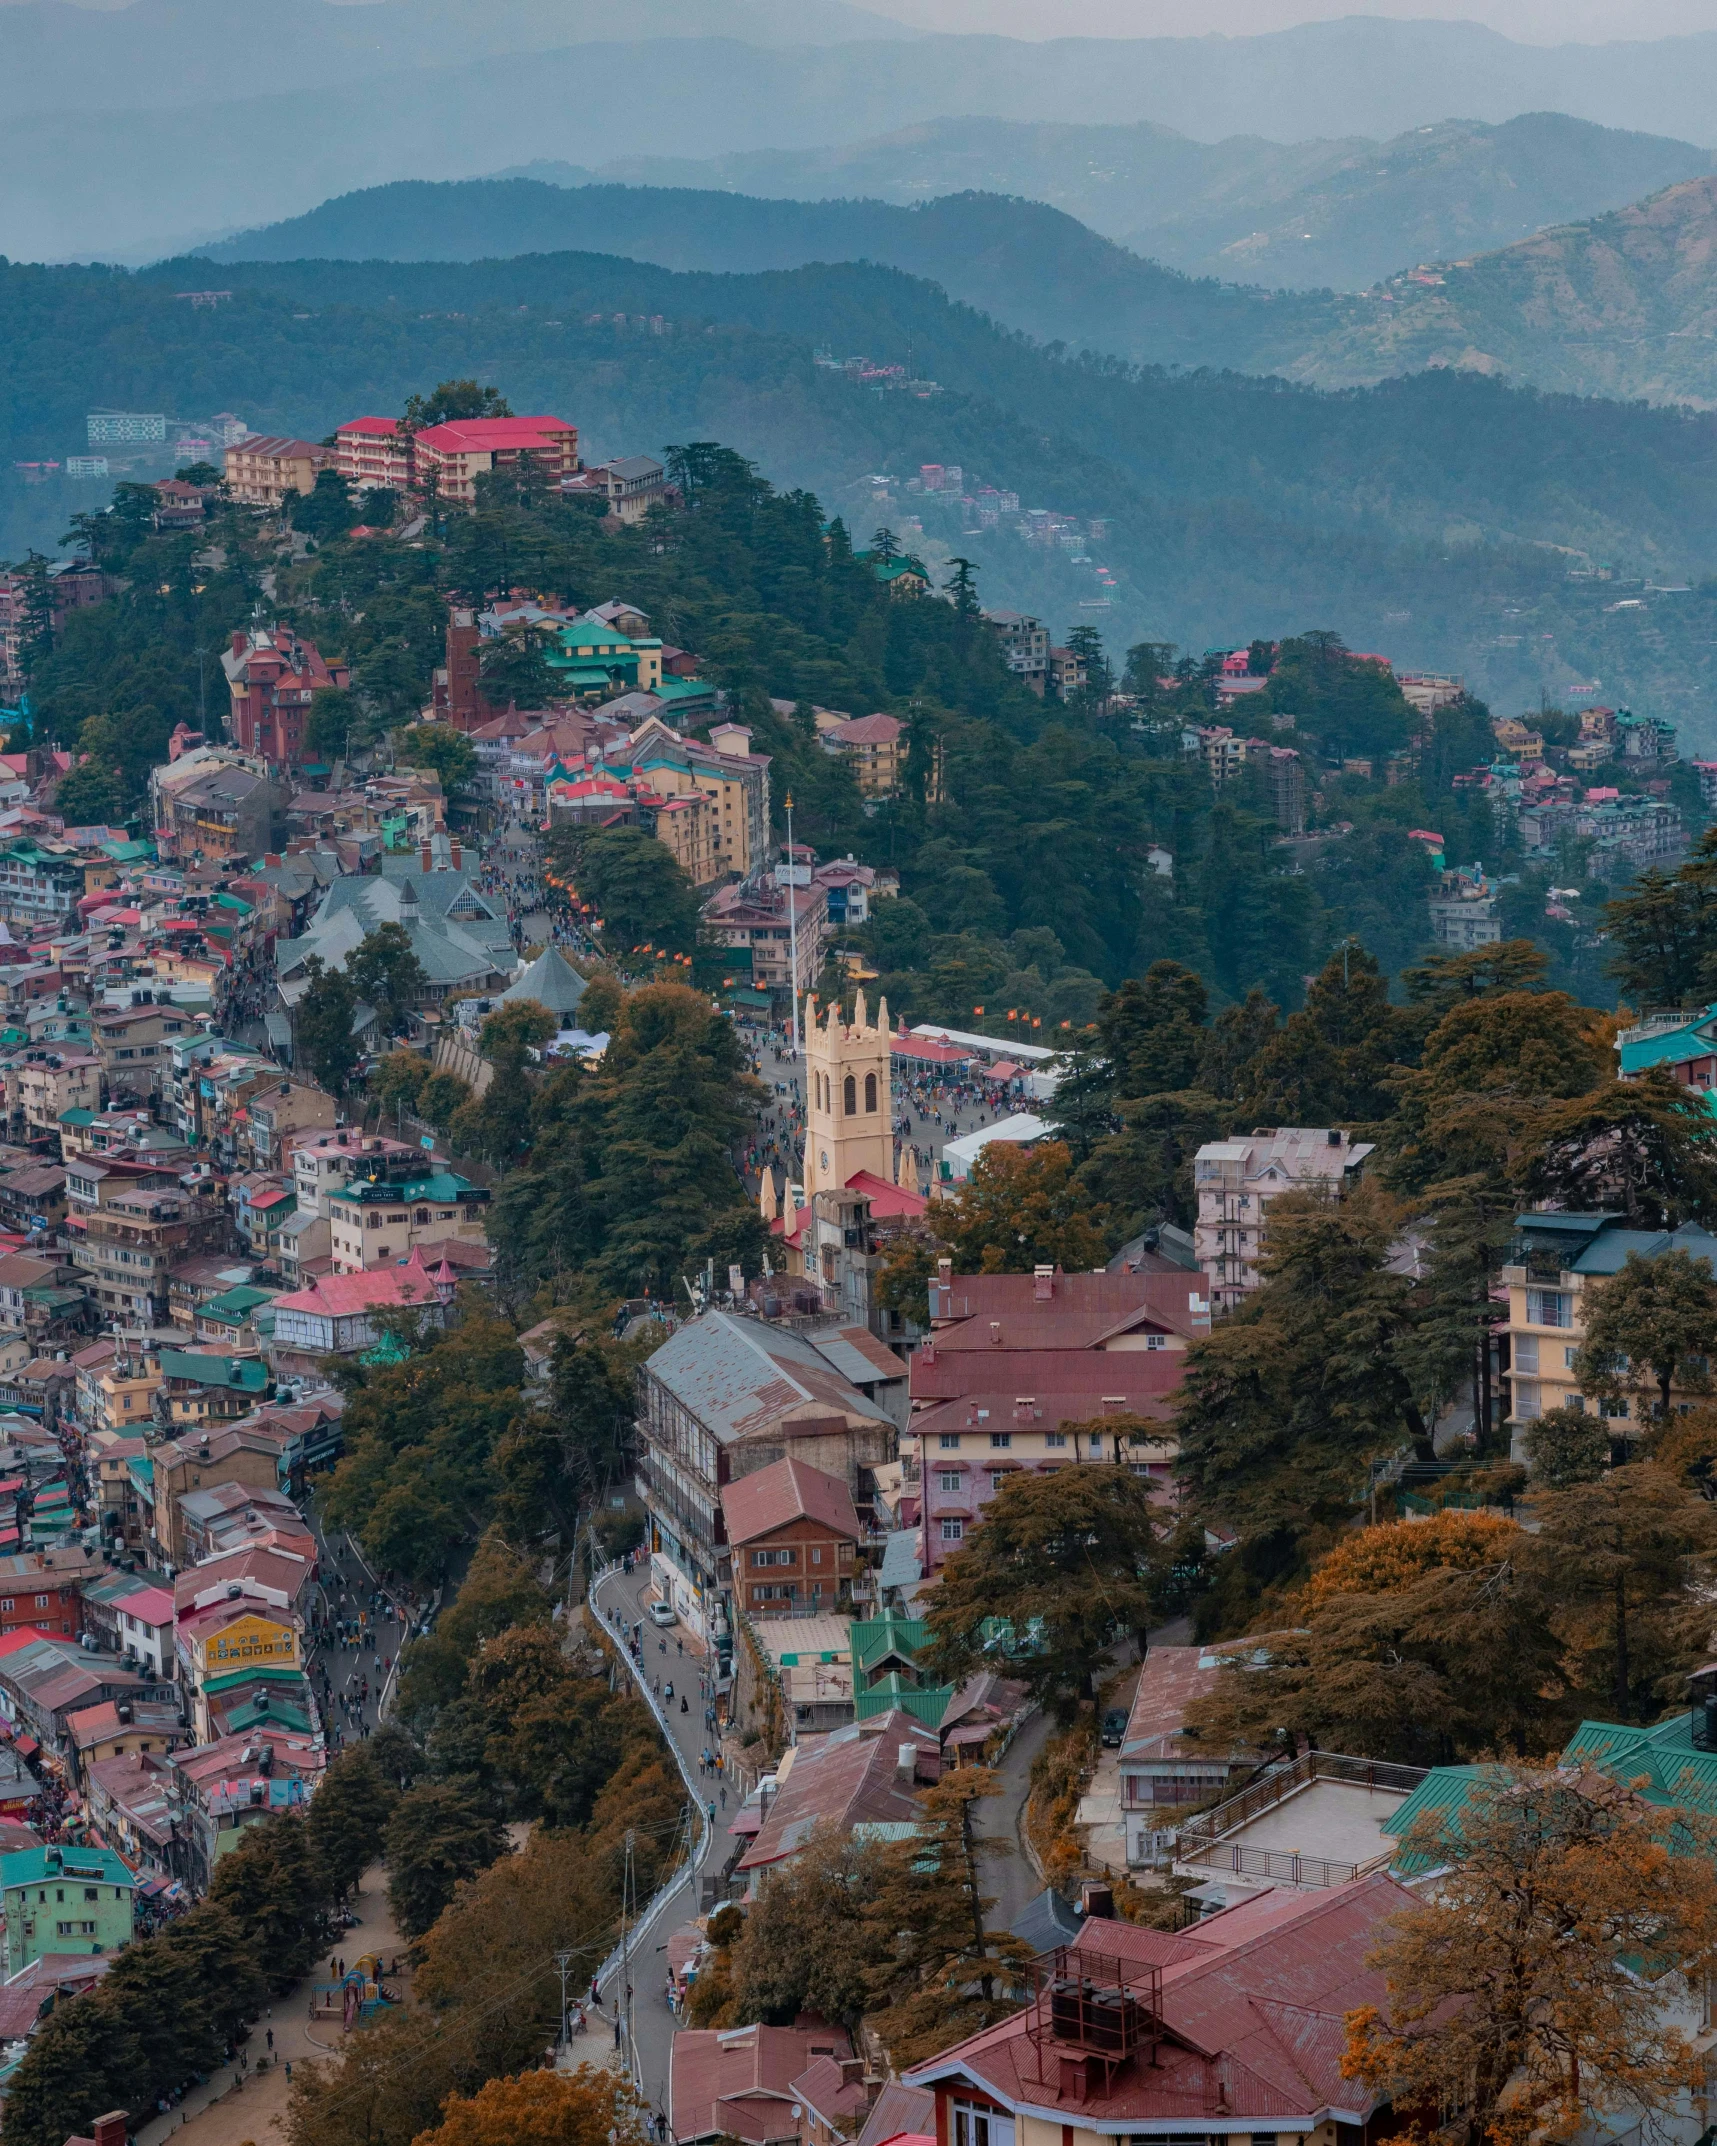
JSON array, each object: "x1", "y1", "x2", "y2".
[
  {"x1": 304, "y1": 1513, "x2": 417, "y2": 1749},
  {"x1": 592, "y1": 1563, "x2": 729, "y2": 2118}
]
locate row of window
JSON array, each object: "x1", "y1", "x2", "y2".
[{"x1": 937, "y1": 1430, "x2": 1117, "y2": 1453}]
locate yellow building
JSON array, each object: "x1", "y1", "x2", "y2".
[
  {"x1": 801, "y1": 990, "x2": 894, "y2": 1198},
  {"x1": 1503, "y1": 1211, "x2": 1717, "y2": 1437},
  {"x1": 820, "y1": 713, "x2": 904, "y2": 797},
  {"x1": 178, "y1": 1600, "x2": 303, "y2": 1742}
]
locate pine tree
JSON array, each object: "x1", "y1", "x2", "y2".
[{"x1": 309, "y1": 1746, "x2": 399, "y2": 1900}]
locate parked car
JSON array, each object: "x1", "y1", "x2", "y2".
[
  {"x1": 1101, "y1": 1708, "x2": 1128, "y2": 1747},
  {"x1": 648, "y1": 1599, "x2": 677, "y2": 1628}
]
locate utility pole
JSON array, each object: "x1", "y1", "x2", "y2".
[
  {"x1": 784, "y1": 792, "x2": 801, "y2": 1062},
  {"x1": 554, "y1": 1948, "x2": 575, "y2": 2055}
]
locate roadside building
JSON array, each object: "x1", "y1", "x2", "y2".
[
  {"x1": 0, "y1": 1843, "x2": 135, "y2": 1973},
  {"x1": 174, "y1": 1726, "x2": 322, "y2": 1893},
  {"x1": 635, "y1": 1310, "x2": 897, "y2": 1645},
  {"x1": 720, "y1": 1455, "x2": 861, "y2": 1618}
]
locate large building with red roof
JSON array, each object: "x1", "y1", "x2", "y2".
[
  {"x1": 719, "y1": 1454, "x2": 862, "y2": 1617},
  {"x1": 903, "y1": 1875, "x2": 1414, "y2": 2146},
  {"x1": 908, "y1": 1262, "x2": 1210, "y2": 1575}
]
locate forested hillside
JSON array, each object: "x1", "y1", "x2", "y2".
[
  {"x1": 494, "y1": 111, "x2": 1714, "y2": 295},
  {"x1": 1295, "y1": 173, "x2": 1717, "y2": 407},
  {"x1": 9, "y1": 247, "x2": 1717, "y2": 729}
]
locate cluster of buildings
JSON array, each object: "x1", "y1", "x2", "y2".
[{"x1": 214, "y1": 409, "x2": 670, "y2": 525}]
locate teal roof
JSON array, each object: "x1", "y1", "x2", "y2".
[
  {"x1": 1573, "y1": 1224, "x2": 1717, "y2": 1277},
  {"x1": 58, "y1": 1110, "x2": 95, "y2": 1128},
  {"x1": 853, "y1": 1671, "x2": 951, "y2": 1728},
  {"x1": 1618, "y1": 1010, "x2": 1717, "y2": 1075},
  {"x1": 330, "y1": 1169, "x2": 477, "y2": 1207},
  {"x1": 850, "y1": 1612, "x2": 930, "y2": 1679},
  {"x1": 199, "y1": 1285, "x2": 278, "y2": 1324},
  {"x1": 1, "y1": 1844, "x2": 135, "y2": 1891},
  {"x1": 157, "y1": 1350, "x2": 269, "y2": 1391}
]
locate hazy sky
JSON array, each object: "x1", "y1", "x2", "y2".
[{"x1": 860, "y1": 0, "x2": 1717, "y2": 40}]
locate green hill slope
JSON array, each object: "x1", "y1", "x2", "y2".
[{"x1": 1288, "y1": 173, "x2": 1717, "y2": 407}]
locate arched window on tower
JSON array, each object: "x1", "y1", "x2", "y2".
[
  {"x1": 864, "y1": 1072, "x2": 877, "y2": 1113},
  {"x1": 843, "y1": 1074, "x2": 857, "y2": 1116}
]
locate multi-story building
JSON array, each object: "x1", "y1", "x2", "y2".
[
  {"x1": 174, "y1": 1727, "x2": 321, "y2": 1893},
  {"x1": 4, "y1": 1050, "x2": 100, "y2": 1137},
  {"x1": 543, "y1": 612, "x2": 663, "y2": 701},
  {"x1": 561, "y1": 454, "x2": 669, "y2": 522},
  {"x1": 176, "y1": 1590, "x2": 304, "y2": 1743},
  {"x1": 269, "y1": 1255, "x2": 450, "y2": 1373},
  {"x1": 719, "y1": 1455, "x2": 862, "y2": 1618},
  {"x1": 1501, "y1": 1210, "x2": 1717, "y2": 1436},
  {"x1": 289, "y1": 1128, "x2": 425, "y2": 1219},
  {"x1": 85, "y1": 1750, "x2": 189, "y2": 1887},
  {"x1": 222, "y1": 627, "x2": 351, "y2": 771},
  {"x1": 638, "y1": 718, "x2": 771, "y2": 881},
  {"x1": 149, "y1": 747, "x2": 281, "y2": 865},
  {"x1": 333, "y1": 416, "x2": 414, "y2": 493},
  {"x1": 65, "y1": 1189, "x2": 229, "y2": 1327},
  {"x1": 0, "y1": 1844, "x2": 135, "y2": 1974},
  {"x1": 0, "y1": 839, "x2": 86, "y2": 926},
  {"x1": 983, "y1": 609, "x2": 1049, "y2": 692},
  {"x1": 909, "y1": 1262, "x2": 1207, "y2": 1576},
  {"x1": 702, "y1": 874, "x2": 827, "y2": 1002},
  {"x1": 221, "y1": 436, "x2": 335, "y2": 508},
  {"x1": 819, "y1": 713, "x2": 904, "y2": 797},
  {"x1": 1428, "y1": 864, "x2": 1502, "y2": 950},
  {"x1": 326, "y1": 1160, "x2": 489, "y2": 1273},
  {"x1": 411, "y1": 415, "x2": 580, "y2": 505},
  {"x1": 90, "y1": 1001, "x2": 193, "y2": 1100},
  {"x1": 240, "y1": 1079, "x2": 338, "y2": 1174},
  {"x1": 1193, "y1": 1127, "x2": 1375, "y2": 1316},
  {"x1": 634, "y1": 1310, "x2": 898, "y2": 1644}
]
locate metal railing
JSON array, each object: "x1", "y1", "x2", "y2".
[
  {"x1": 1185, "y1": 1842, "x2": 1396, "y2": 1889},
  {"x1": 586, "y1": 1561, "x2": 715, "y2": 2088},
  {"x1": 1176, "y1": 1750, "x2": 1428, "y2": 1858}
]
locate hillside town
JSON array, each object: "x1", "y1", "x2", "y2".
[{"x1": 0, "y1": 391, "x2": 1713, "y2": 2146}]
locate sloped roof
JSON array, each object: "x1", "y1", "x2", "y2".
[
  {"x1": 905, "y1": 1873, "x2": 1417, "y2": 2125},
  {"x1": 500, "y1": 943, "x2": 588, "y2": 1015},
  {"x1": 670, "y1": 2023, "x2": 851, "y2": 2145},
  {"x1": 737, "y1": 1709, "x2": 938, "y2": 1871},
  {"x1": 721, "y1": 1456, "x2": 859, "y2": 1547},
  {"x1": 645, "y1": 1311, "x2": 892, "y2": 1449}
]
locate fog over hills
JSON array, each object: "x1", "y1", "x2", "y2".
[
  {"x1": 11, "y1": 15, "x2": 1717, "y2": 264},
  {"x1": 492, "y1": 110, "x2": 1713, "y2": 294}
]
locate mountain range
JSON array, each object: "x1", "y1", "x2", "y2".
[
  {"x1": 14, "y1": 16, "x2": 1717, "y2": 265},
  {"x1": 500, "y1": 111, "x2": 1713, "y2": 294},
  {"x1": 202, "y1": 171, "x2": 1717, "y2": 408}
]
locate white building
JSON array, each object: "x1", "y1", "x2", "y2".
[{"x1": 1193, "y1": 1127, "x2": 1375, "y2": 1316}]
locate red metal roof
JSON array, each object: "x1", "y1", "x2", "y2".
[{"x1": 720, "y1": 1455, "x2": 860, "y2": 1548}]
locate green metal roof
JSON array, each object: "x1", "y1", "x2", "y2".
[
  {"x1": 157, "y1": 1350, "x2": 269, "y2": 1391},
  {"x1": 198, "y1": 1285, "x2": 279, "y2": 1324},
  {"x1": 853, "y1": 1671, "x2": 951, "y2": 1729},
  {"x1": 1617, "y1": 1008, "x2": 1717, "y2": 1076},
  {"x1": 0, "y1": 1844, "x2": 135, "y2": 1890},
  {"x1": 850, "y1": 1612, "x2": 930, "y2": 1679}
]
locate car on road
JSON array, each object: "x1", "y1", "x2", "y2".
[
  {"x1": 647, "y1": 1599, "x2": 677, "y2": 1627},
  {"x1": 1101, "y1": 1708, "x2": 1128, "y2": 1747}
]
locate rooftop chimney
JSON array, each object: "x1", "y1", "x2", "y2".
[
  {"x1": 1080, "y1": 1880, "x2": 1115, "y2": 1920},
  {"x1": 1033, "y1": 1264, "x2": 1055, "y2": 1301},
  {"x1": 94, "y1": 2115, "x2": 128, "y2": 2146}
]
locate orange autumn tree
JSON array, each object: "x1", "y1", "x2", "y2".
[
  {"x1": 924, "y1": 1139, "x2": 1114, "y2": 1273},
  {"x1": 1343, "y1": 1766, "x2": 1717, "y2": 2146},
  {"x1": 1185, "y1": 1510, "x2": 1562, "y2": 1763},
  {"x1": 1301, "y1": 1509, "x2": 1524, "y2": 1608},
  {"x1": 410, "y1": 2065, "x2": 649, "y2": 2146}
]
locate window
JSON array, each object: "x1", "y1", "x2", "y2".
[
  {"x1": 1513, "y1": 1382, "x2": 1542, "y2": 1421},
  {"x1": 1527, "y1": 1289, "x2": 1572, "y2": 1329},
  {"x1": 864, "y1": 1072, "x2": 877, "y2": 1112},
  {"x1": 1602, "y1": 1395, "x2": 1631, "y2": 1419},
  {"x1": 940, "y1": 1518, "x2": 965, "y2": 1544},
  {"x1": 989, "y1": 1470, "x2": 1008, "y2": 1492},
  {"x1": 810, "y1": 1545, "x2": 823, "y2": 1565},
  {"x1": 989, "y1": 1432, "x2": 1011, "y2": 1450},
  {"x1": 1513, "y1": 1334, "x2": 1539, "y2": 1375},
  {"x1": 33, "y1": 1595, "x2": 46, "y2": 1609},
  {"x1": 939, "y1": 1434, "x2": 961, "y2": 1451},
  {"x1": 843, "y1": 1074, "x2": 857, "y2": 1116},
  {"x1": 952, "y1": 2106, "x2": 1013, "y2": 2146},
  {"x1": 1145, "y1": 1333, "x2": 1166, "y2": 1351},
  {"x1": 938, "y1": 1471, "x2": 963, "y2": 1492},
  {"x1": 1044, "y1": 1431, "x2": 1066, "y2": 1448}
]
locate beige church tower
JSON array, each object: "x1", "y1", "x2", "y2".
[{"x1": 801, "y1": 990, "x2": 893, "y2": 1197}]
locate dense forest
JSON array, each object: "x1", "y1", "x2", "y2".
[{"x1": 6, "y1": 247, "x2": 1717, "y2": 731}]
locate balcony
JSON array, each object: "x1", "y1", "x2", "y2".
[{"x1": 1173, "y1": 1750, "x2": 1427, "y2": 1893}]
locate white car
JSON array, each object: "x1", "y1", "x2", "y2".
[{"x1": 647, "y1": 1599, "x2": 677, "y2": 1628}]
